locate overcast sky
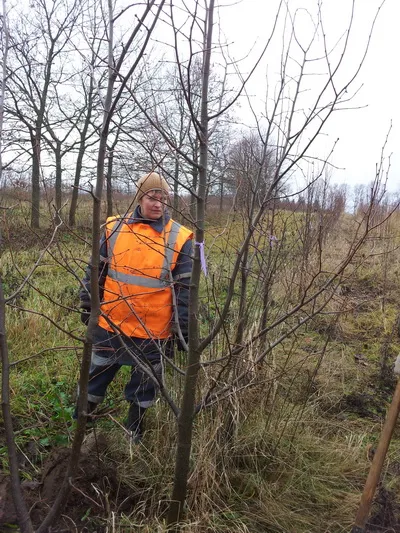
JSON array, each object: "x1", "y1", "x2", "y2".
[{"x1": 218, "y1": 0, "x2": 399, "y2": 193}]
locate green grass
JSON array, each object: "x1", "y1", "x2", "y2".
[{"x1": 1, "y1": 203, "x2": 400, "y2": 531}]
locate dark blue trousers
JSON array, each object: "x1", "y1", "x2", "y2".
[{"x1": 86, "y1": 326, "x2": 173, "y2": 408}]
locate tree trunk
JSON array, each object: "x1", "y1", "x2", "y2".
[
  {"x1": 106, "y1": 150, "x2": 113, "y2": 218},
  {"x1": 1, "y1": 283, "x2": 34, "y2": 533},
  {"x1": 31, "y1": 130, "x2": 41, "y2": 229},
  {"x1": 167, "y1": 1, "x2": 215, "y2": 529},
  {"x1": 259, "y1": 208, "x2": 276, "y2": 336},
  {"x1": 37, "y1": 0, "x2": 118, "y2": 526},
  {"x1": 189, "y1": 163, "x2": 198, "y2": 221},
  {"x1": 234, "y1": 246, "x2": 249, "y2": 346},
  {"x1": 173, "y1": 156, "x2": 179, "y2": 213},
  {"x1": 68, "y1": 77, "x2": 94, "y2": 227},
  {"x1": 68, "y1": 139, "x2": 85, "y2": 227},
  {"x1": 0, "y1": 4, "x2": 34, "y2": 529},
  {"x1": 55, "y1": 141, "x2": 62, "y2": 222}
]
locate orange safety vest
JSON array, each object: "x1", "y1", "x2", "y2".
[{"x1": 98, "y1": 216, "x2": 193, "y2": 339}]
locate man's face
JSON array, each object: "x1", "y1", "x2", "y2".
[{"x1": 139, "y1": 190, "x2": 168, "y2": 220}]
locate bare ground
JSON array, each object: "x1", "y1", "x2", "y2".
[{"x1": 0, "y1": 432, "x2": 135, "y2": 532}]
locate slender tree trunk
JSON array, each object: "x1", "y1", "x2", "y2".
[
  {"x1": 0, "y1": 3, "x2": 33, "y2": 529},
  {"x1": 189, "y1": 163, "x2": 198, "y2": 221},
  {"x1": 55, "y1": 141, "x2": 62, "y2": 221},
  {"x1": 69, "y1": 139, "x2": 85, "y2": 227},
  {"x1": 35, "y1": 341, "x2": 93, "y2": 533},
  {"x1": 190, "y1": 138, "x2": 199, "y2": 221},
  {"x1": 259, "y1": 208, "x2": 276, "y2": 334},
  {"x1": 167, "y1": 1, "x2": 215, "y2": 529},
  {"x1": 4, "y1": 1, "x2": 162, "y2": 530},
  {"x1": 234, "y1": 247, "x2": 249, "y2": 346},
  {"x1": 173, "y1": 156, "x2": 179, "y2": 213},
  {"x1": 0, "y1": 279, "x2": 34, "y2": 533},
  {"x1": 69, "y1": 78, "x2": 94, "y2": 227},
  {"x1": 31, "y1": 129, "x2": 41, "y2": 229},
  {"x1": 30, "y1": 34, "x2": 54, "y2": 231},
  {"x1": 106, "y1": 150, "x2": 113, "y2": 218},
  {"x1": 37, "y1": 2, "x2": 117, "y2": 528}
]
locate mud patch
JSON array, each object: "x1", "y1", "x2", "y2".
[
  {"x1": 340, "y1": 391, "x2": 387, "y2": 420},
  {"x1": 366, "y1": 486, "x2": 400, "y2": 533},
  {"x1": 1, "y1": 432, "x2": 136, "y2": 532},
  {"x1": 0, "y1": 475, "x2": 16, "y2": 525}
]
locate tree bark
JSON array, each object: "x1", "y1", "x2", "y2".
[
  {"x1": 167, "y1": 0, "x2": 214, "y2": 528},
  {"x1": 38, "y1": 0, "x2": 165, "y2": 527},
  {"x1": 31, "y1": 129, "x2": 41, "y2": 229},
  {"x1": 69, "y1": 77, "x2": 94, "y2": 227},
  {"x1": 106, "y1": 149, "x2": 114, "y2": 218},
  {"x1": 55, "y1": 140, "x2": 62, "y2": 220},
  {"x1": 0, "y1": 278, "x2": 34, "y2": 533},
  {"x1": 189, "y1": 162, "x2": 198, "y2": 221},
  {"x1": 173, "y1": 156, "x2": 179, "y2": 213},
  {"x1": 68, "y1": 138, "x2": 85, "y2": 227},
  {"x1": 0, "y1": 3, "x2": 33, "y2": 529}
]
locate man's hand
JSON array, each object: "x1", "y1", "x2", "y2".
[{"x1": 80, "y1": 309, "x2": 91, "y2": 326}]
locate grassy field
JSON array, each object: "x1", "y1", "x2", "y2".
[{"x1": 1, "y1": 196, "x2": 400, "y2": 532}]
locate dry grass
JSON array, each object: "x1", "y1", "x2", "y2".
[{"x1": 2, "y1": 200, "x2": 400, "y2": 531}]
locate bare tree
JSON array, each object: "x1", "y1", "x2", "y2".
[
  {"x1": 6, "y1": 0, "x2": 81, "y2": 228},
  {"x1": 42, "y1": 94, "x2": 82, "y2": 219},
  {"x1": 1, "y1": 1, "x2": 394, "y2": 532},
  {"x1": 1, "y1": 1, "x2": 165, "y2": 531},
  {"x1": 0, "y1": 1, "x2": 34, "y2": 531},
  {"x1": 161, "y1": 0, "x2": 388, "y2": 527}
]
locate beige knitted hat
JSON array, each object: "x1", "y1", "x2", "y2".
[{"x1": 135, "y1": 172, "x2": 170, "y2": 203}]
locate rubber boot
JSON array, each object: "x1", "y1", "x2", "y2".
[{"x1": 125, "y1": 403, "x2": 146, "y2": 443}]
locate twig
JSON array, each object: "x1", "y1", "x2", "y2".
[
  {"x1": 10, "y1": 345, "x2": 80, "y2": 367},
  {"x1": 69, "y1": 481, "x2": 103, "y2": 509},
  {"x1": 5, "y1": 218, "x2": 63, "y2": 304}
]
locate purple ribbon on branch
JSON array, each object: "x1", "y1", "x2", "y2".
[
  {"x1": 195, "y1": 241, "x2": 207, "y2": 276},
  {"x1": 269, "y1": 235, "x2": 278, "y2": 248}
]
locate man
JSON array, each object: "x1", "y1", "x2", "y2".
[{"x1": 77, "y1": 172, "x2": 193, "y2": 442}]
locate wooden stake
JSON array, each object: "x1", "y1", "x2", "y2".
[{"x1": 351, "y1": 379, "x2": 400, "y2": 532}]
